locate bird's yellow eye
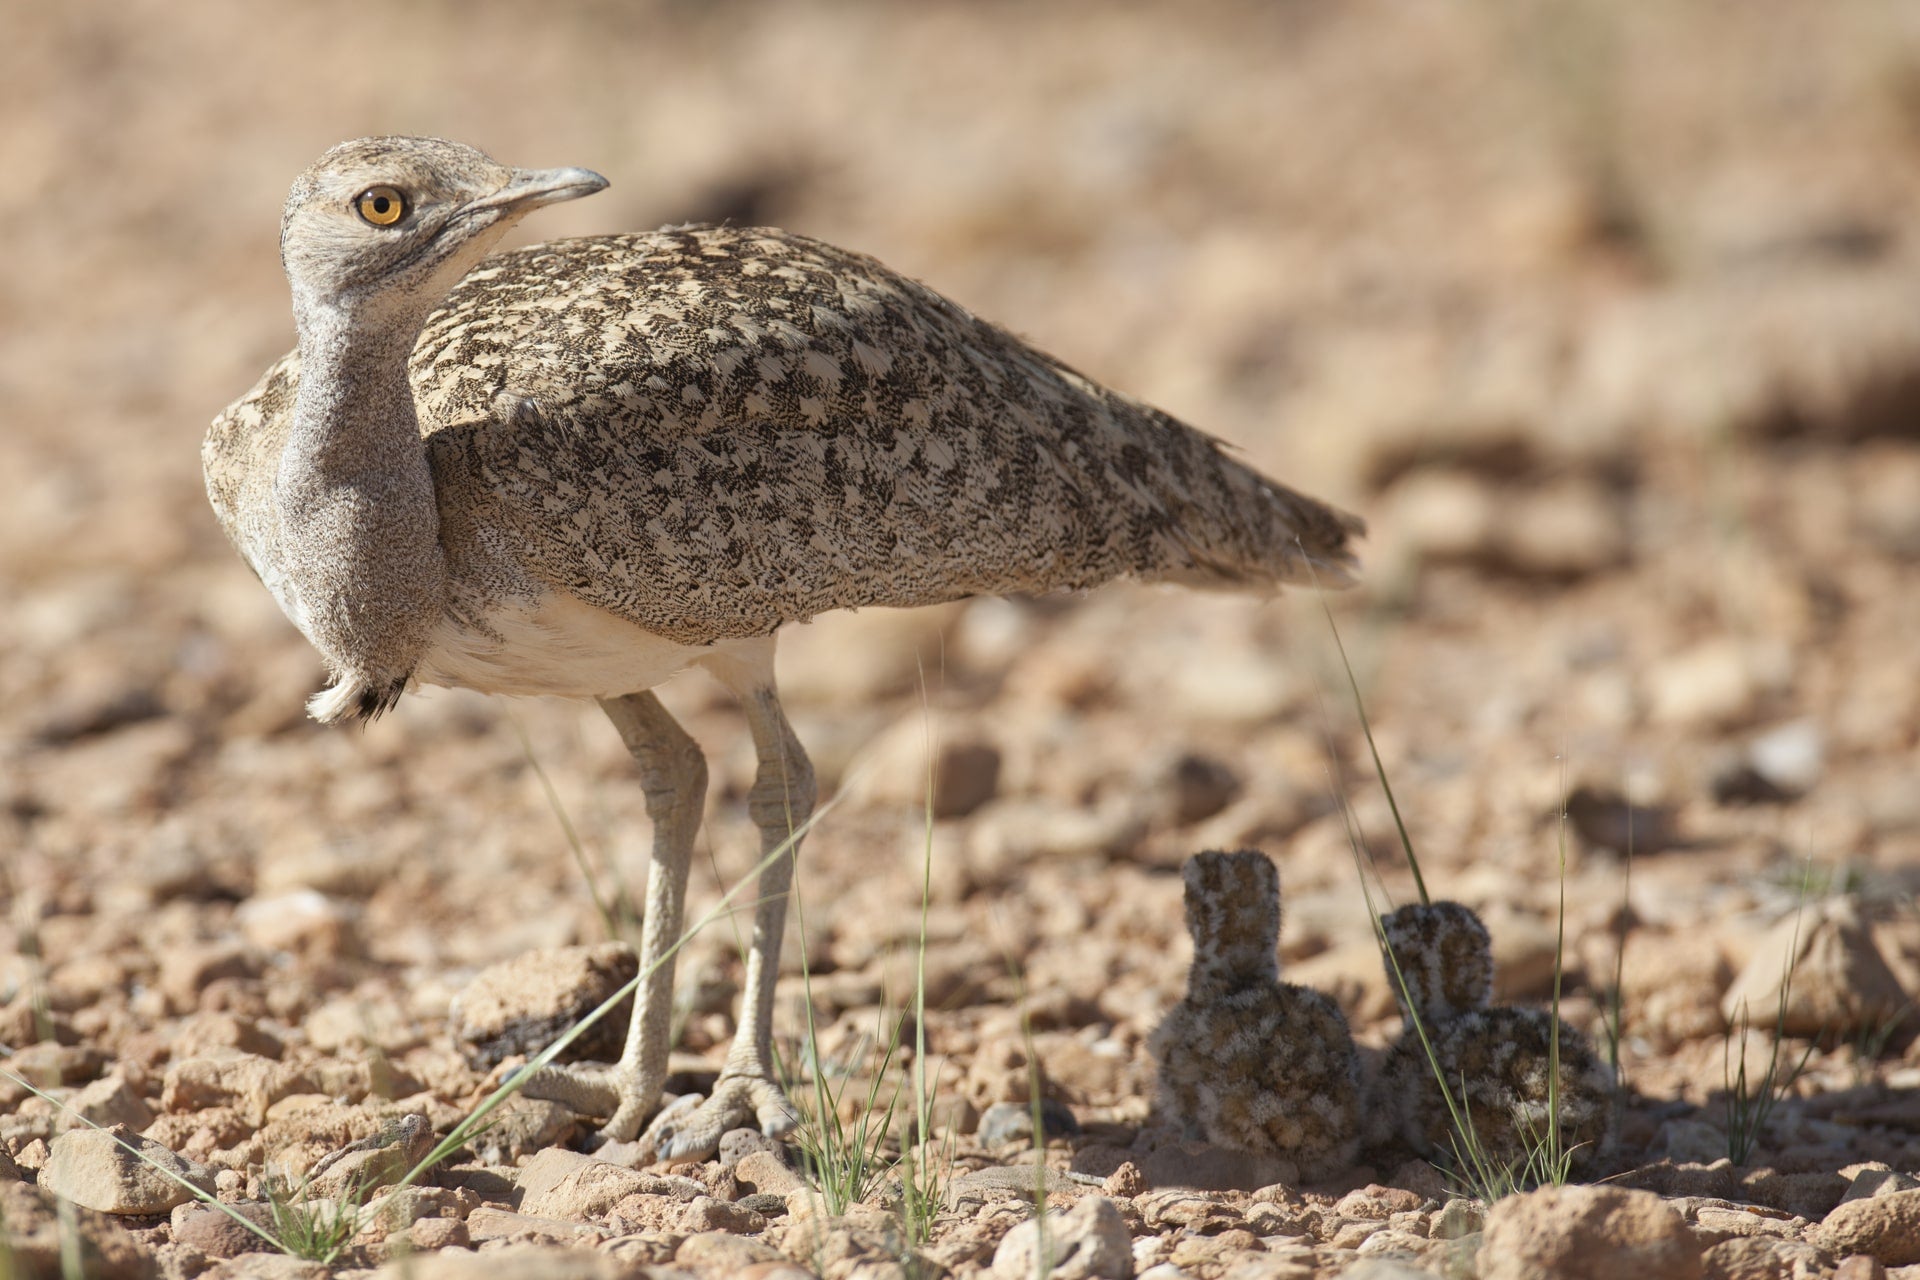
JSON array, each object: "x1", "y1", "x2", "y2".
[{"x1": 356, "y1": 186, "x2": 407, "y2": 226}]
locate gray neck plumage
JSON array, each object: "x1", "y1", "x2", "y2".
[{"x1": 275, "y1": 294, "x2": 448, "y2": 723}]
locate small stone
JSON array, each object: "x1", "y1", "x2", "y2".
[
  {"x1": 735, "y1": 1149, "x2": 807, "y2": 1197},
  {"x1": 1432, "y1": 1198, "x2": 1485, "y2": 1240},
  {"x1": 1480, "y1": 1184, "x2": 1703, "y2": 1280},
  {"x1": 466, "y1": 1096, "x2": 578, "y2": 1164},
  {"x1": 156, "y1": 941, "x2": 261, "y2": 1014},
  {"x1": 369, "y1": 1243, "x2": 631, "y2": 1278},
  {"x1": 718, "y1": 1127, "x2": 782, "y2": 1164},
  {"x1": 1699, "y1": 1236, "x2": 1834, "y2": 1279},
  {"x1": 675, "y1": 1195, "x2": 766, "y2": 1234},
  {"x1": 1503, "y1": 477, "x2": 1629, "y2": 578},
  {"x1": 39, "y1": 1124, "x2": 216, "y2": 1215},
  {"x1": 56, "y1": 1075, "x2": 154, "y2": 1132},
  {"x1": 1721, "y1": 897, "x2": 1910, "y2": 1038},
  {"x1": 305, "y1": 1113, "x2": 436, "y2": 1198},
  {"x1": 979, "y1": 1098, "x2": 1082, "y2": 1147},
  {"x1": 1843, "y1": 1169, "x2": 1920, "y2": 1204},
  {"x1": 1815, "y1": 1189, "x2": 1920, "y2": 1266},
  {"x1": 172, "y1": 1202, "x2": 277, "y2": 1259},
  {"x1": 737, "y1": 1192, "x2": 789, "y2": 1218},
  {"x1": 202, "y1": 1256, "x2": 331, "y2": 1280},
  {"x1": 462, "y1": 1206, "x2": 607, "y2": 1248},
  {"x1": 161, "y1": 1052, "x2": 315, "y2": 1127},
  {"x1": 237, "y1": 889, "x2": 360, "y2": 961},
  {"x1": 992, "y1": 1195, "x2": 1131, "y2": 1279},
  {"x1": 1647, "y1": 640, "x2": 1785, "y2": 730},
  {"x1": 1151, "y1": 752, "x2": 1242, "y2": 827},
  {"x1": 1339, "y1": 1263, "x2": 1445, "y2": 1280},
  {"x1": 449, "y1": 943, "x2": 637, "y2": 1068},
  {"x1": 676, "y1": 1229, "x2": 782, "y2": 1269},
  {"x1": 404, "y1": 1215, "x2": 471, "y2": 1251},
  {"x1": 1104, "y1": 1161, "x2": 1147, "y2": 1198},
  {"x1": 517, "y1": 1148, "x2": 668, "y2": 1221},
  {"x1": 0, "y1": 1180, "x2": 158, "y2": 1278}
]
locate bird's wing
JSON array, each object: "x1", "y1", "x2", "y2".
[{"x1": 414, "y1": 228, "x2": 1362, "y2": 646}]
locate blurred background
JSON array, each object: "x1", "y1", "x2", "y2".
[{"x1": 3, "y1": 0, "x2": 1918, "y2": 1116}]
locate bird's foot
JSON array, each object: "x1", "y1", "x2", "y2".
[
  {"x1": 641, "y1": 1070, "x2": 798, "y2": 1163},
  {"x1": 518, "y1": 1062, "x2": 655, "y2": 1146}
]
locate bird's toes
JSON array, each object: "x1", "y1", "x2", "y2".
[
  {"x1": 647, "y1": 1073, "x2": 797, "y2": 1162},
  {"x1": 520, "y1": 1062, "x2": 622, "y2": 1113},
  {"x1": 747, "y1": 1077, "x2": 800, "y2": 1138}
]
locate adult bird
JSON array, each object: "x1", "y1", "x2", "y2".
[{"x1": 204, "y1": 136, "x2": 1364, "y2": 1159}]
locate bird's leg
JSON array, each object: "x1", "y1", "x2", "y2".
[
  {"x1": 644, "y1": 680, "x2": 813, "y2": 1162},
  {"x1": 521, "y1": 690, "x2": 706, "y2": 1143}
]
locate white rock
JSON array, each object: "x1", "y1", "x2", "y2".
[{"x1": 993, "y1": 1195, "x2": 1132, "y2": 1279}]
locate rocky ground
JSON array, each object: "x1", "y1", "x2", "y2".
[{"x1": 5, "y1": 1, "x2": 1920, "y2": 1277}]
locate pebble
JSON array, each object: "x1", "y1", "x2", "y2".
[
  {"x1": 1646, "y1": 639, "x2": 1785, "y2": 729},
  {"x1": 1338, "y1": 1263, "x2": 1446, "y2": 1280},
  {"x1": 38, "y1": 1123, "x2": 215, "y2": 1215},
  {"x1": 1720, "y1": 897, "x2": 1910, "y2": 1038},
  {"x1": 1844, "y1": 1169, "x2": 1920, "y2": 1204},
  {"x1": 1702, "y1": 1235, "x2": 1836, "y2": 1279},
  {"x1": 1480, "y1": 1185, "x2": 1704, "y2": 1280},
  {"x1": 236, "y1": 889, "x2": 360, "y2": 961},
  {"x1": 171, "y1": 1201, "x2": 277, "y2": 1259},
  {"x1": 992, "y1": 1195, "x2": 1131, "y2": 1279},
  {"x1": 852, "y1": 710, "x2": 1004, "y2": 819},
  {"x1": 0, "y1": 1180, "x2": 157, "y2": 1279},
  {"x1": 368, "y1": 1243, "x2": 633, "y2": 1278},
  {"x1": 734, "y1": 1149, "x2": 808, "y2": 1197},
  {"x1": 56, "y1": 1074, "x2": 154, "y2": 1132},
  {"x1": 161, "y1": 1052, "x2": 316, "y2": 1127},
  {"x1": 516, "y1": 1147, "x2": 684, "y2": 1220},
  {"x1": 978, "y1": 1098, "x2": 1083, "y2": 1147},
  {"x1": 465, "y1": 1096, "x2": 578, "y2": 1164},
  {"x1": 1815, "y1": 1189, "x2": 1920, "y2": 1266},
  {"x1": 448, "y1": 943, "x2": 637, "y2": 1068}
]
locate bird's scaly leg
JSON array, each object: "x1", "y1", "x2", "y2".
[
  {"x1": 521, "y1": 690, "x2": 705, "y2": 1143},
  {"x1": 644, "y1": 680, "x2": 813, "y2": 1161}
]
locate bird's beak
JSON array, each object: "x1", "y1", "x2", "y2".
[{"x1": 466, "y1": 166, "x2": 610, "y2": 217}]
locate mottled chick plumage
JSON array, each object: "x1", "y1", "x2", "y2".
[
  {"x1": 1369, "y1": 901, "x2": 1614, "y2": 1170},
  {"x1": 1150, "y1": 850, "x2": 1361, "y2": 1180}
]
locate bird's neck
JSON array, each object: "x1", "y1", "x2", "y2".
[
  {"x1": 274, "y1": 301, "x2": 449, "y2": 715},
  {"x1": 1186, "y1": 951, "x2": 1279, "y2": 999}
]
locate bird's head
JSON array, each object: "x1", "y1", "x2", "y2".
[{"x1": 280, "y1": 136, "x2": 607, "y2": 328}]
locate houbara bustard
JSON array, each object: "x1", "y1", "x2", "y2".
[{"x1": 204, "y1": 137, "x2": 1363, "y2": 1159}]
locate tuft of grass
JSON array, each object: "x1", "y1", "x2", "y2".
[
  {"x1": 781, "y1": 1000, "x2": 911, "y2": 1215},
  {"x1": 1724, "y1": 860, "x2": 1817, "y2": 1166},
  {"x1": 1312, "y1": 578, "x2": 1581, "y2": 1200},
  {"x1": 897, "y1": 701, "x2": 953, "y2": 1251},
  {"x1": 261, "y1": 1167, "x2": 372, "y2": 1266},
  {"x1": 780, "y1": 691, "x2": 949, "y2": 1263}
]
